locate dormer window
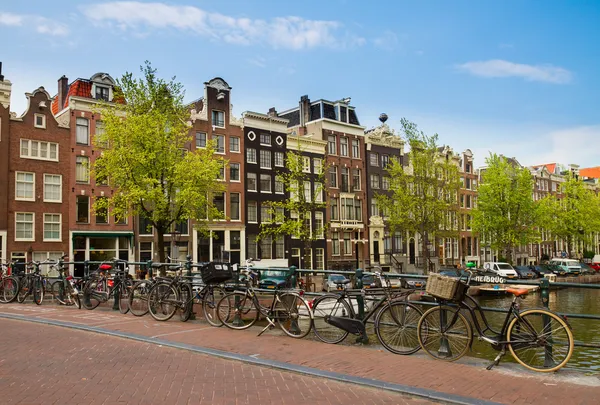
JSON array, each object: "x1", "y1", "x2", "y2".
[
  {"x1": 34, "y1": 113, "x2": 46, "y2": 129},
  {"x1": 212, "y1": 110, "x2": 225, "y2": 128},
  {"x1": 95, "y1": 86, "x2": 110, "y2": 101}
]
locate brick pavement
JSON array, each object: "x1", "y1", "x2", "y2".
[
  {"x1": 1, "y1": 302, "x2": 599, "y2": 405},
  {"x1": 0, "y1": 319, "x2": 432, "y2": 405}
]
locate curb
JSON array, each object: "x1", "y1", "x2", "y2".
[{"x1": 0, "y1": 312, "x2": 501, "y2": 405}]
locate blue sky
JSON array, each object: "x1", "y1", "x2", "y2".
[{"x1": 2, "y1": 0, "x2": 599, "y2": 168}]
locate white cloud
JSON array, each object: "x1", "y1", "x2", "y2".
[
  {"x1": 0, "y1": 11, "x2": 69, "y2": 36},
  {"x1": 81, "y1": 2, "x2": 363, "y2": 50},
  {"x1": 248, "y1": 56, "x2": 267, "y2": 68},
  {"x1": 373, "y1": 30, "x2": 398, "y2": 51},
  {"x1": 457, "y1": 59, "x2": 572, "y2": 84}
]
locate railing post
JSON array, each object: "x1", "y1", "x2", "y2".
[
  {"x1": 147, "y1": 260, "x2": 153, "y2": 279},
  {"x1": 539, "y1": 277, "x2": 554, "y2": 367},
  {"x1": 289, "y1": 265, "x2": 297, "y2": 288},
  {"x1": 186, "y1": 255, "x2": 195, "y2": 320},
  {"x1": 112, "y1": 259, "x2": 120, "y2": 311},
  {"x1": 354, "y1": 268, "x2": 369, "y2": 344},
  {"x1": 83, "y1": 260, "x2": 91, "y2": 308},
  {"x1": 287, "y1": 265, "x2": 301, "y2": 335},
  {"x1": 57, "y1": 257, "x2": 65, "y2": 302}
]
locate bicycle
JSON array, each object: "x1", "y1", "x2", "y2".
[
  {"x1": 0, "y1": 260, "x2": 18, "y2": 304},
  {"x1": 49, "y1": 257, "x2": 81, "y2": 309},
  {"x1": 215, "y1": 267, "x2": 313, "y2": 338},
  {"x1": 82, "y1": 259, "x2": 132, "y2": 312},
  {"x1": 16, "y1": 261, "x2": 49, "y2": 305},
  {"x1": 310, "y1": 271, "x2": 423, "y2": 355},
  {"x1": 417, "y1": 270, "x2": 574, "y2": 372}
]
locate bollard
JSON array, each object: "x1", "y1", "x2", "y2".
[
  {"x1": 147, "y1": 260, "x2": 153, "y2": 279},
  {"x1": 539, "y1": 278, "x2": 553, "y2": 367},
  {"x1": 437, "y1": 308, "x2": 452, "y2": 358},
  {"x1": 57, "y1": 257, "x2": 65, "y2": 302},
  {"x1": 186, "y1": 255, "x2": 195, "y2": 320},
  {"x1": 540, "y1": 278, "x2": 550, "y2": 308},
  {"x1": 289, "y1": 265, "x2": 297, "y2": 288},
  {"x1": 83, "y1": 260, "x2": 92, "y2": 308},
  {"x1": 287, "y1": 266, "x2": 301, "y2": 335},
  {"x1": 355, "y1": 268, "x2": 369, "y2": 344},
  {"x1": 112, "y1": 259, "x2": 120, "y2": 310}
]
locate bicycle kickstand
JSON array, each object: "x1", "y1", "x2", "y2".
[
  {"x1": 257, "y1": 316, "x2": 276, "y2": 337},
  {"x1": 486, "y1": 347, "x2": 506, "y2": 371}
]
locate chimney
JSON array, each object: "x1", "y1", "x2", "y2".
[
  {"x1": 0, "y1": 62, "x2": 4, "y2": 81},
  {"x1": 268, "y1": 107, "x2": 277, "y2": 117},
  {"x1": 57, "y1": 75, "x2": 68, "y2": 110},
  {"x1": 299, "y1": 95, "x2": 310, "y2": 126}
]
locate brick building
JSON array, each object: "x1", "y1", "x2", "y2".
[{"x1": 0, "y1": 65, "x2": 10, "y2": 261}]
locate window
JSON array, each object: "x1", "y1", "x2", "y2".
[
  {"x1": 330, "y1": 198, "x2": 339, "y2": 221},
  {"x1": 354, "y1": 199, "x2": 362, "y2": 222},
  {"x1": 275, "y1": 236, "x2": 285, "y2": 259},
  {"x1": 260, "y1": 133, "x2": 271, "y2": 146},
  {"x1": 465, "y1": 178, "x2": 471, "y2": 190},
  {"x1": 460, "y1": 195, "x2": 465, "y2": 208},
  {"x1": 43, "y1": 174, "x2": 61, "y2": 203},
  {"x1": 302, "y1": 156, "x2": 311, "y2": 173},
  {"x1": 370, "y1": 152, "x2": 379, "y2": 166},
  {"x1": 247, "y1": 234, "x2": 258, "y2": 259},
  {"x1": 15, "y1": 213, "x2": 34, "y2": 241},
  {"x1": 352, "y1": 139, "x2": 360, "y2": 158},
  {"x1": 95, "y1": 121, "x2": 107, "y2": 147},
  {"x1": 327, "y1": 135, "x2": 336, "y2": 155},
  {"x1": 34, "y1": 113, "x2": 46, "y2": 129},
  {"x1": 370, "y1": 174, "x2": 380, "y2": 189},
  {"x1": 214, "y1": 134, "x2": 225, "y2": 153},
  {"x1": 275, "y1": 152, "x2": 284, "y2": 167},
  {"x1": 213, "y1": 192, "x2": 225, "y2": 216},
  {"x1": 314, "y1": 182, "x2": 323, "y2": 202},
  {"x1": 315, "y1": 212, "x2": 324, "y2": 239},
  {"x1": 260, "y1": 150, "x2": 272, "y2": 169},
  {"x1": 315, "y1": 248, "x2": 325, "y2": 270},
  {"x1": 340, "y1": 137, "x2": 348, "y2": 156},
  {"x1": 217, "y1": 160, "x2": 225, "y2": 180},
  {"x1": 247, "y1": 148, "x2": 257, "y2": 164},
  {"x1": 341, "y1": 168, "x2": 349, "y2": 192},
  {"x1": 76, "y1": 196, "x2": 89, "y2": 223},
  {"x1": 344, "y1": 232, "x2": 352, "y2": 255},
  {"x1": 20, "y1": 139, "x2": 58, "y2": 161},
  {"x1": 15, "y1": 172, "x2": 35, "y2": 201},
  {"x1": 313, "y1": 158, "x2": 322, "y2": 174},
  {"x1": 260, "y1": 205, "x2": 272, "y2": 223},
  {"x1": 466, "y1": 195, "x2": 471, "y2": 209},
  {"x1": 371, "y1": 200, "x2": 379, "y2": 217},
  {"x1": 352, "y1": 169, "x2": 361, "y2": 191},
  {"x1": 229, "y1": 136, "x2": 240, "y2": 152},
  {"x1": 196, "y1": 132, "x2": 207, "y2": 148},
  {"x1": 382, "y1": 154, "x2": 389, "y2": 168},
  {"x1": 95, "y1": 197, "x2": 108, "y2": 224},
  {"x1": 247, "y1": 201, "x2": 257, "y2": 223},
  {"x1": 76, "y1": 118, "x2": 89, "y2": 145},
  {"x1": 329, "y1": 166, "x2": 337, "y2": 188},
  {"x1": 247, "y1": 173, "x2": 257, "y2": 191},
  {"x1": 140, "y1": 242, "x2": 153, "y2": 262},
  {"x1": 96, "y1": 86, "x2": 109, "y2": 101},
  {"x1": 260, "y1": 235, "x2": 272, "y2": 259},
  {"x1": 212, "y1": 110, "x2": 225, "y2": 127},
  {"x1": 382, "y1": 176, "x2": 390, "y2": 190},
  {"x1": 230, "y1": 163, "x2": 240, "y2": 181},
  {"x1": 260, "y1": 174, "x2": 272, "y2": 193},
  {"x1": 274, "y1": 207, "x2": 284, "y2": 223},
  {"x1": 332, "y1": 232, "x2": 340, "y2": 255},
  {"x1": 275, "y1": 176, "x2": 284, "y2": 194},
  {"x1": 76, "y1": 156, "x2": 89, "y2": 183},
  {"x1": 303, "y1": 181, "x2": 311, "y2": 200},
  {"x1": 230, "y1": 193, "x2": 240, "y2": 220},
  {"x1": 43, "y1": 214, "x2": 61, "y2": 241}
]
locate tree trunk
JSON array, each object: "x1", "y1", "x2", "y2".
[
  {"x1": 421, "y1": 232, "x2": 430, "y2": 274},
  {"x1": 154, "y1": 226, "x2": 167, "y2": 276}
]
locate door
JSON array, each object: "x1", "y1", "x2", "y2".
[
  {"x1": 409, "y1": 239, "x2": 416, "y2": 264},
  {"x1": 373, "y1": 241, "x2": 380, "y2": 263}
]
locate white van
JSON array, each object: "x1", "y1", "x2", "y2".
[
  {"x1": 550, "y1": 258, "x2": 581, "y2": 275},
  {"x1": 482, "y1": 262, "x2": 519, "y2": 279}
]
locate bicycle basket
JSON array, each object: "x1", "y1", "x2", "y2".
[
  {"x1": 200, "y1": 262, "x2": 233, "y2": 284},
  {"x1": 426, "y1": 273, "x2": 467, "y2": 301}
]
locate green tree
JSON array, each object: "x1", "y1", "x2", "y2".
[
  {"x1": 259, "y1": 143, "x2": 327, "y2": 269},
  {"x1": 93, "y1": 62, "x2": 224, "y2": 266},
  {"x1": 471, "y1": 153, "x2": 539, "y2": 263},
  {"x1": 538, "y1": 172, "x2": 600, "y2": 256},
  {"x1": 378, "y1": 119, "x2": 461, "y2": 273}
]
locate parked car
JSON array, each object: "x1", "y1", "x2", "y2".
[
  {"x1": 482, "y1": 262, "x2": 519, "y2": 279},
  {"x1": 439, "y1": 268, "x2": 470, "y2": 279},
  {"x1": 590, "y1": 255, "x2": 600, "y2": 272},
  {"x1": 529, "y1": 264, "x2": 555, "y2": 278},
  {"x1": 362, "y1": 274, "x2": 377, "y2": 288},
  {"x1": 550, "y1": 259, "x2": 581, "y2": 276},
  {"x1": 404, "y1": 275, "x2": 427, "y2": 289},
  {"x1": 324, "y1": 274, "x2": 351, "y2": 292},
  {"x1": 579, "y1": 262, "x2": 596, "y2": 275},
  {"x1": 258, "y1": 269, "x2": 291, "y2": 289},
  {"x1": 514, "y1": 266, "x2": 537, "y2": 279},
  {"x1": 547, "y1": 263, "x2": 567, "y2": 277}
]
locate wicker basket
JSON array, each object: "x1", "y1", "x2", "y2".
[{"x1": 426, "y1": 273, "x2": 467, "y2": 301}]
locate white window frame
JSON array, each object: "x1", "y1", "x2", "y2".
[
  {"x1": 76, "y1": 156, "x2": 90, "y2": 183},
  {"x1": 229, "y1": 163, "x2": 240, "y2": 182},
  {"x1": 43, "y1": 174, "x2": 62, "y2": 203},
  {"x1": 315, "y1": 212, "x2": 324, "y2": 239},
  {"x1": 76, "y1": 117, "x2": 89, "y2": 145},
  {"x1": 20, "y1": 139, "x2": 59, "y2": 162},
  {"x1": 196, "y1": 132, "x2": 207, "y2": 148},
  {"x1": 212, "y1": 110, "x2": 225, "y2": 128},
  {"x1": 43, "y1": 213, "x2": 62, "y2": 242},
  {"x1": 260, "y1": 133, "x2": 272, "y2": 146},
  {"x1": 247, "y1": 148, "x2": 257, "y2": 164},
  {"x1": 229, "y1": 136, "x2": 240, "y2": 153},
  {"x1": 275, "y1": 176, "x2": 284, "y2": 194},
  {"x1": 260, "y1": 150, "x2": 272, "y2": 169},
  {"x1": 15, "y1": 212, "x2": 35, "y2": 242},
  {"x1": 275, "y1": 152, "x2": 285, "y2": 167},
  {"x1": 230, "y1": 192, "x2": 241, "y2": 221},
  {"x1": 15, "y1": 171, "x2": 35, "y2": 202},
  {"x1": 214, "y1": 134, "x2": 225, "y2": 154},
  {"x1": 260, "y1": 174, "x2": 272, "y2": 193},
  {"x1": 247, "y1": 173, "x2": 257, "y2": 192},
  {"x1": 351, "y1": 139, "x2": 360, "y2": 159},
  {"x1": 247, "y1": 201, "x2": 257, "y2": 223},
  {"x1": 302, "y1": 156, "x2": 311, "y2": 173},
  {"x1": 313, "y1": 158, "x2": 322, "y2": 174},
  {"x1": 340, "y1": 137, "x2": 348, "y2": 157},
  {"x1": 34, "y1": 113, "x2": 46, "y2": 129}
]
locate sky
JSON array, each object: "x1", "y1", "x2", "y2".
[{"x1": 1, "y1": 0, "x2": 600, "y2": 168}]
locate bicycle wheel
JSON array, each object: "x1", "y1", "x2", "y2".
[
  {"x1": 129, "y1": 280, "x2": 152, "y2": 316},
  {"x1": 118, "y1": 279, "x2": 133, "y2": 314},
  {"x1": 375, "y1": 301, "x2": 423, "y2": 355},
  {"x1": 201, "y1": 286, "x2": 227, "y2": 327},
  {"x1": 217, "y1": 292, "x2": 259, "y2": 330},
  {"x1": 276, "y1": 293, "x2": 313, "y2": 339},
  {"x1": 65, "y1": 284, "x2": 81, "y2": 309},
  {"x1": 311, "y1": 295, "x2": 352, "y2": 344},
  {"x1": 33, "y1": 278, "x2": 44, "y2": 305},
  {"x1": 417, "y1": 305, "x2": 472, "y2": 362},
  {"x1": 179, "y1": 283, "x2": 193, "y2": 322},
  {"x1": 507, "y1": 309, "x2": 574, "y2": 372},
  {"x1": 148, "y1": 282, "x2": 179, "y2": 321},
  {"x1": 17, "y1": 279, "x2": 30, "y2": 303},
  {"x1": 82, "y1": 279, "x2": 103, "y2": 310},
  {"x1": 1, "y1": 277, "x2": 19, "y2": 303},
  {"x1": 51, "y1": 281, "x2": 65, "y2": 304}
]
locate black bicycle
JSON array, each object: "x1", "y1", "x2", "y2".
[
  {"x1": 16, "y1": 261, "x2": 49, "y2": 305},
  {"x1": 0, "y1": 260, "x2": 18, "y2": 303},
  {"x1": 82, "y1": 259, "x2": 132, "y2": 312},
  {"x1": 49, "y1": 257, "x2": 81, "y2": 309},
  {"x1": 311, "y1": 272, "x2": 423, "y2": 355},
  {"x1": 417, "y1": 270, "x2": 574, "y2": 372}
]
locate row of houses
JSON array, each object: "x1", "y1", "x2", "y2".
[{"x1": 0, "y1": 64, "x2": 598, "y2": 276}]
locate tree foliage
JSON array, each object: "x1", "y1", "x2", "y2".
[
  {"x1": 471, "y1": 153, "x2": 539, "y2": 263},
  {"x1": 93, "y1": 61, "x2": 224, "y2": 265},
  {"x1": 378, "y1": 118, "x2": 461, "y2": 272},
  {"x1": 259, "y1": 143, "x2": 327, "y2": 268}
]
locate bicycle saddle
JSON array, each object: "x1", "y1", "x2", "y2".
[{"x1": 506, "y1": 288, "x2": 529, "y2": 297}]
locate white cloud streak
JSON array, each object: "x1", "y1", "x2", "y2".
[
  {"x1": 373, "y1": 31, "x2": 398, "y2": 51},
  {"x1": 81, "y1": 1, "x2": 364, "y2": 50},
  {"x1": 457, "y1": 59, "x2": 572, "y2": 84},
  {"x1": 0, "y1": 11, "x2": 69, "y2": 36}
]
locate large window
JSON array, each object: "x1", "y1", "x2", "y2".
[
  {"x1": 76, "y1": 118, "x2": 89, "y2": 145},
  {"x1": 341, "y1": 167, "x2": 349, "y2": 192},
  {"x1": 217, "y1": 160, "x2": 225, "y2": 180},
  {"x1": 76, "y1": 156, "x2": 89, "y2": 183},
  {"x1": 43, "y1": 174, "x2": 62, "y2": 203},
  {"x1": 327, "y1": 135, "x2": 336, "y2": 155},
  {"x1": 313, "y1": 158, "x2": 322, "y2": 174},
  {"x1": 332, "y1": 232, "x2": 340, "y2": 255},
  {"x1": 275, "y1": 176, "x2": 284, "y2": 194},
  {"x1": 229, "y1": 136, "x2": 240, "y2": 152},
  {"x1": 196, "y1": 132, "x2": 207, "y2": 148},
  {"x1": 20, "y1": 139, "x2": 58, "y2": 161},
  {"x1": 212, "y1": 110, "x2": 225, "y2": 128},
  {"x1": 260, "y1": 133, "x2": 271, "y2": 146},
  {"x1": 230, "y1": 193, "x2": 240, "y2": 220},
  {"x1": 352, "y1": 139, "x2": 360, "y2": 158},
  {"x1": 230, "y1": 163, "x2": 240, "y2": 181},
  {"x1": 260, "y1": 174, "x2": 271, "y2": 193},
  {"x1": 15, "y1": 172, "x2": 35, "y2": 201},
  {"x1": 330, "y1": 198, "x2": 339, "y2": 221},
  {"x1": 247, "y1": 201, "x2": 257, "y2": 223},
  {"x1": 247, "y1": 148, "x2": 257, "y2": 164},
  {"x1": 274, "y1": 151, "x2": 284, "y2": 167},
  {"x1": 213, "y1": 192, "x2": 225, "y2": 216},
  {"x1": 370, "y1": 174, "x2": 380, "y2": 189},
  {"x1": 341, "y1": 197, "x2": 362, "y2": 221},
  {"x1": 260, "y1": 235, "x2": 272, "y2": 259},
  {"x1": 302, "y1": 156, "x2": 311, "y2": 173},
  {"x1": 76, "y1": 196, "x2": 89, "y2": 223},
  {"x1": 247, "y1": 173, "x2": 257, "y2": 191},
  {"x1": 340, "y1": 137, "x2": 348, "y2": 156},
  {"x1": 329, "y1": 166, "x2": 337, "y2": 188},
  {"x1": 15, "y1": 213, "x2": 34, "y2": 241},
  {"x1": 95, "y1": 86, "x2": 110, "y2": 101},
  {"x1": 381, "y1": 154, "x2": 389, "y2": 168},
  {"x1": 315, "y1": 248, "x2": 325, "y2": 270},
  {"x1": 315, "y1": 212, "x2": 324, "y2": 239},
  {"x1": 382, "y1": 176, "x2": 390, "y2": 190},
  {"x1": 344, "y1": 232, "x2": 352, "y2": 255},
  {"x1": 352, "y1": 169, "x2": 361, "y2": 191},
  {"x1": 275, "y1": 236, "x2": 285, "y2": 259},
  {"x1": 314, "y1": 182, "x2": 323, "y2": 202},
  {"x1": 260, "y1": 204, "x2": 272, "y2": 223},
  {"x1": 95, "y1": 121, "x2": 107, "y2": 148},
  {"x1": 95, "y1": 197, "x2": 108, "y2": 224},
  {"x1": 43, "y1": 213, "x2": 61, "y2": 241},
  {"x1": 370, "y1": 152, "x2": 379, "y2": 167},
  {"x1": 214, "y1": 134, "x2": 225, "y2": 154},
  {"x1": 247, "y1": 234, "x2": 258, "y2": 260},
  {"x1": 260, "y1": 150, "x2": 271, "y2": 169}
]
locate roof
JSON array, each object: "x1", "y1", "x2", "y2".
[
  {"x1": 580, "y1": 166, "x2": 600, "y2": 179},
  {"x1": 51, "y1": 76, "x2": 124, "y2": 115},
  {"x1": 532, "y1": 163, "x2": 557, "y2": 174}
]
